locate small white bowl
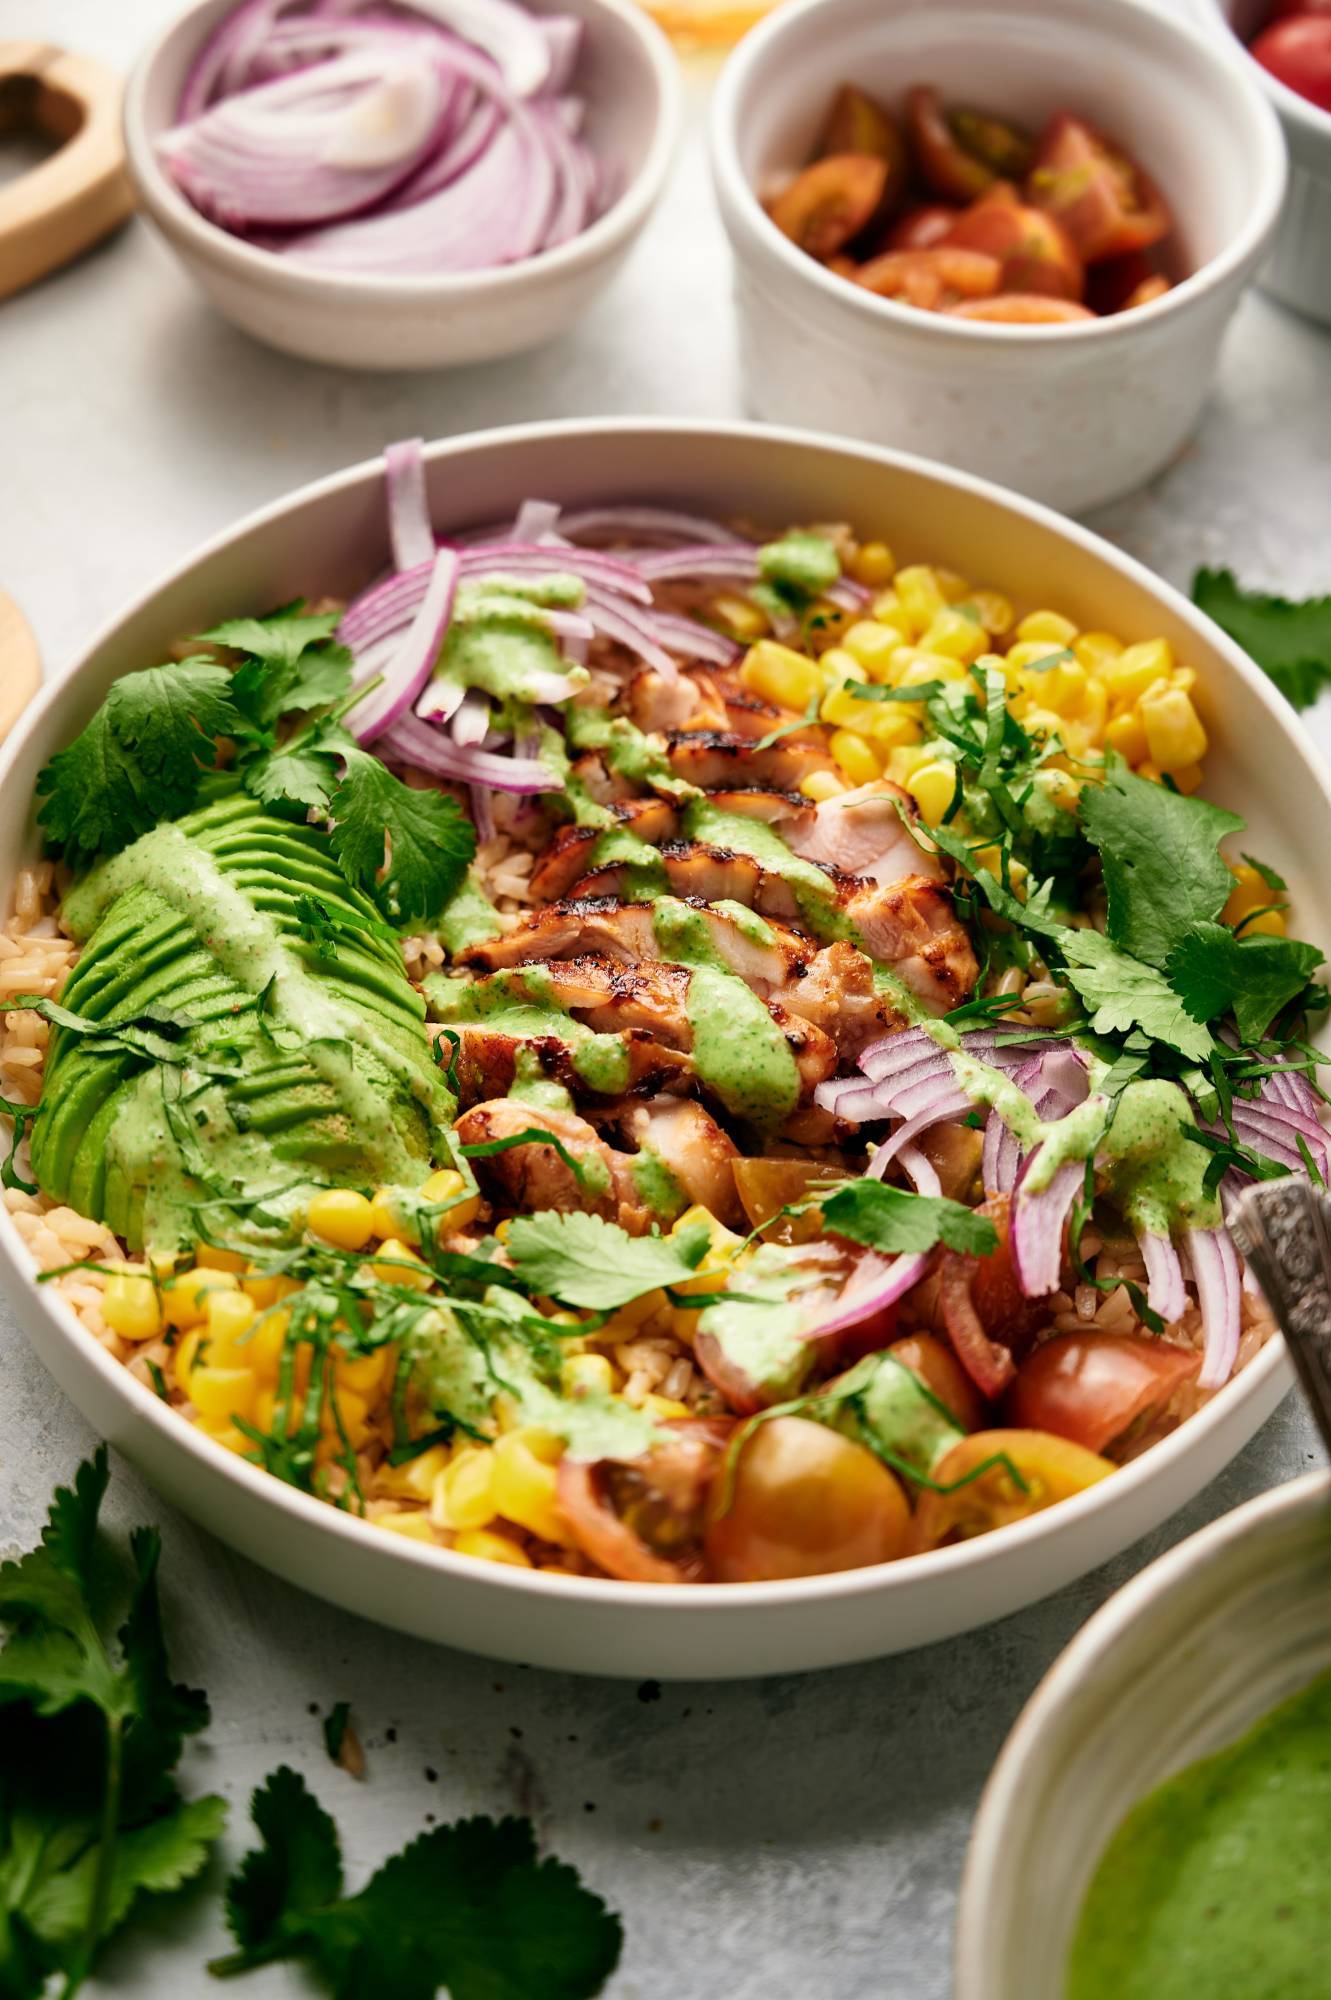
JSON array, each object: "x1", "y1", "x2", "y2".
[
  {"x1": 123, "y1": 0, "x2": 681, "y2": 371},
  {"x1": 1, "y1": 417, "x2": 1323, "y2": 1679},
  {"x1": 957, "y1": 1469, "x2": 1331, "y2": 2000},
  {"x1": 710, "y1": 0, "x2": 1287, "y2": 515},
  {"x1": 1188, "y1": 0, "x2": 1331, "y2": 324}
]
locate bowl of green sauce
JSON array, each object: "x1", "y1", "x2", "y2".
[{"x1": 957, "y1": 1468, "x2": 1331, "y2": 2000}]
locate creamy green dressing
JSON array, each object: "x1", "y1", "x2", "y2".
[
  {"x1": 1068, "y1": 1666, "x2": 1331, "y2": 2000},
  {"x1": 585, "y1": 824, "x2": 667, "y2": 898},
  {"x1": 696, "y1": 1245, "x2": 836, "y2": 1402},
  {"x1": 565, "y1": 707, "x2": 696, "y2": 800},
  {"x1": 424, "y1": 969, "x2": 629, "y2": 1098},
  {"x1": 630, "y1": 1146, "x2": 686, "y2": 1221},
  {"x1": 506, "y1": 1046, "x2": 575, "y2": 1115},
  {"x1": 682, "y1": 799, "x2": 858, "y2": 944},
  {"x1": 649, "y1": 897, "x2": 799, "y2": 1128},
  {"x1": 428, "y1": 870, "x2": 503, "y2": 954},
  {"x1": 757, "y1": 533, "x2": 841, "y2": 597},
  {"x1": 422, "y1": 574, "x2": 589, "y2": 707}
]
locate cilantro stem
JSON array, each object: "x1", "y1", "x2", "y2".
[{"x1": 61, "y1": 1710, "x2": 123, "y2": 1998}]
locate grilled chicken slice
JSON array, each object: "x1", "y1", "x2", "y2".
[
  {"x1": 529, "y1": 800, "x2": 681, "y2": 903},
  {"x1": 665, "y1": 730, "x2": 837, "y2": 792},
  {"x1": 447, "y1": 1024, "x2": 691, "y2": 1107},
  {"x1": 623, "y1": 669, "x2": 727, "y2": 735},
  {"x1": 844, "y1": 876, "x2": 976, "y2": 1011},
  {"x1": 784, "y1": 940, "x2": 908, "y2": 1061},
  {"x1": 702, "y1": 788, "x2": 816, "y2": 834},
  {"x1": 618, "y1": 1098, "x2": 742, "y2": 1229},
  {"x1": 454, "y1": 1100, "x2": 621, "y2": 1220},
  {"x1": 786, "y1": 780, "x2": 940, "y2": 886},
  {"x1": 458, "y1": 897, "x2": 813, "y2": 992},
  {"x1": 570, "y1": 843, "x2": 796, "y2": 921}
]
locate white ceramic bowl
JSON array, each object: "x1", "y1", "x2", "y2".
[
  {"x1": 122, "y1": 0, "x2": 681, "y2": 371},
  {"x1": 3, "y1": 418, "x2": 1319, "y2": 1680},
  {"x1": 1188, "y1": 0, "x2": 1331, "y2": 324},
  {"x1": 957, "y1": 1469, "x2": 1331, "y2": 2000},
  {"x1": 710, "y1": 0, "x2": 1287, "y2": 515}
]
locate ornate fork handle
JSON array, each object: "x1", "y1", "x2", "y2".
[{"x1": 1230, "y1": 1179, "x2": 1331, "y2": 1456}]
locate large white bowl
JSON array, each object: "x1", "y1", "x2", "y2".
[
  {"x1": 956, "y1": 1469, "x2": 1331, "y2": 2000},
  {"x1": 710, "y1": 0, "x2": 1287, "y2": 514},
  {"x1": 3, "y1": 419, "x2": 1317, "y2": 1679},
  {"x1": 123, "y1": 0, "x2": 681, "y2": 371},
  {"x1": 1187, "y1": 0, "x2": 1331, "y2": 325}
]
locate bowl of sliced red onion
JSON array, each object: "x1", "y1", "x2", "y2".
[{"x1": 123, "y1": 0, "x2": 681, "y2": 369}]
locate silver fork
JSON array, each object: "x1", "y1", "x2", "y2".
[{"x1": 1229, "y1": 1179, "x2": 1331, "y2": 1450}]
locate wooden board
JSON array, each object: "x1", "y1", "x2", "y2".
[
  {"x1": 0, "y1": 593, "x2": 42, "y2": 743},
  {"x1": 0, "y1": 42, "x2": 133, "y2": 301}
]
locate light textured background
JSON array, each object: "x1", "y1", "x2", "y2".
[{"x1": 2, "y1": 3, "x2": 1330, "y2": 1993}]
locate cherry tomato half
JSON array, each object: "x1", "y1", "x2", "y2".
[
  {"x1": 1251, "y1": 15, "x2": 1331, "y2": 112},
  {"x1": 556, "y1": 1419, "x2": 732, "y2": 1583},
  {"x1": 905, "y1": 86, "x2": 997, "y2": 202},
  {"x1": 769, "y1": 154, "x2": 891, "y2": 259},
  {"x1": 1265, "y1": 0, "x2": 1331, "y2": 18},
  {"x1": 885, "y1": 203, "x2": 963, "y2": 253},
  {"x1": 907, "y1": 1428, "x2": 1114, "y2": 1553},
  {"x1": 854, "y1": 246, "x2": 1002, "y2": 311},
  {"x1": 946, "y1": 184, "x2": 1084, "y2": 299},
  {"x1": 1006, "y1": 1332, "x2": 1197, "y2": 1454},
  {"x1": 887, "y1": 1332, "x2": 986, "y2": 1433},
  {"x1": 937, "y1": 1195, "x2": 1042, "y2": 1398},
  {"x1": 945, "y1": 295, "x2": 1097, "y2": 324},
  {"x1": 705, "y1": 1416, "x2": 909, "y2": 1580},
  {"x1": 815, "y1": 84, "x2": 910, "y2": 211},
  {"x1": 1026, "y1": 112, "x2": 1171, "y2": 263}
]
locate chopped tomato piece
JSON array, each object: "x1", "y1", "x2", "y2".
[
  {"x1": 946, "y1": 184, "x2": 1084, "y2": 299},
  {"x1": 815, "y1": 84, "x2": 909, "y2": 209},
  {"x1": 1085, "y1": 248, "x2": 1156, "y2": 314},
  {"x1": 887, "y1": 1332, "x2": 986, "y2": 1432},
  {"x1": 885, "y1": 203, "x2": 963, "y2": 252},
  {"x1": 705, "y1": 1416, "x2": 909, "y2": 1580},
  {"x1": 1120, "y1": 274, "x2": 1170, "y2": 310},
  {"x1": 905, "y1": 86, "x2": 997, "y2": 203},
  {"x1": 1251, "y1": 16, "x2": 1331, "y2": 112},
  {"x1": 945, "y1": 295, "x2": 1097, "y2": 323},
  {"x1": 733, "y1": 1156, "x2": 852, "y2": 1235},
  {"x1": 937, "y1": 1194, "x2": 1040, "y2": 1397},
  {"x1": 949, "y1": 107, "x2": 1035, "y2": 180},
  {"x1": 908, "y1": 1428, "x2": 1115, "y2": 1552},
  {"x1": 855, "y1": 246, "x2": 1002, "y2": 311},
  {"x1": 556, "y1": 1419, "x2": 732, "y2": 1583},
  {"x1": 768, "y1": 154, "x2": 891, "y2": 259},
  {"x1": 1006, "y1": 1332, "x2": 1197, "y2": 1453},
  {"x1": 1026, "y1": 112, "x2": 1171, "y2": 263}
]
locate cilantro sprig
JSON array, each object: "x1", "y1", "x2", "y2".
[
  {"x1": 504, "y1": 1211, "x2": 712, "y2": 1310},
  {"x1": 815, "y1": 1179, "x2": 998, "y2": 1258}
]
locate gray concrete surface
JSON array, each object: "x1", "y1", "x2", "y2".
[{"x1": 2, "y1": 2, "x2": 1330, "y2": 1991}]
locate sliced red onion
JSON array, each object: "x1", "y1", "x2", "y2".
[
  {"x1": 1189, "y1": 1226, "x2": 1242, "y2": 1389},
  {"x1": 381, "y1": 713, "x2": 556, "y2": 792},
  {"x1": 864, "y1": 1091, "x2": 975, "y2": 1172},
  {"x1": 470, "y1": 781, "x2": 497, "y2": 843},
  {"x1": 405, "y1": 0, "x2": 555, "y2": 95},
  {"x1": 1139, "y1": 1231, "x2": 1187, "y2": 1326},
  {"x1": 415, "y1": 676, "x2": 466, "y2": 726},
  {"x1": 649, "y1": 612, "x2": 741, "y2": 667},
  {"x1": 384, "y1": 437, "x2": 435, "y2": 573},
  {"x1": 345, "y1": 546, "x2": 458, "y2": 744},
  {"x1": 808, "y1": 1250, "x2": 933, "y2": 1341},
  {"x1": 897, "y1": 1143, "x2": 942, "y2": 1197},
  {"x1": 1010, "y1": 1152, "x2": 1084, "y2": 1298},
  {"x1": 579, "y1": 587, "x2": 678, "y2": 680},
  {"x1": 982, "y1": 1109, "x2": 1022, "y2": 1198},
  {"x1": 556, "y1": 507, "x2": 749, "y2": 547},
  {"x1": 512, "y1": 497, "x2": 563, "y2": 542},
  {"x1": 451, "y1": 688, "x2": 491, "y2": 746}
]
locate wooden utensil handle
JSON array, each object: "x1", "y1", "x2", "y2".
[
  {"x1": 0, "y1": 42, "x2": 133, "y2": 301},
  {"x1": 0, "y1": 594, "x2": 42, "y2": 744}
]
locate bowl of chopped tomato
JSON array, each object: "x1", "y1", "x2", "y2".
[{"x1": 710, "y1": 0, "x2": 1286, "y2": 513}]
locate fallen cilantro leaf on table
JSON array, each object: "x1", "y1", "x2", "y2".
[
  {"x1": 1192, "y1": 568, "x2": 1331, "y2": 711},
  {"x1": 210, "y1": 1768, "x2": 622, "y2": 2000},
  {"x1": 817, "y1": 1180, "x2": 999, "y2": 1258},
  {"x1": 1165, "y1": 922, "x2": 1325, "y2": 1042},
  {"x1": 1078, "y1": 760, "x2": 1242, "y2": 969},
  {"x1": 505, "y1": 1210, "x2": 712, "y2": 1310},
  {"x1": 0, "y1": 1447, "x2": 226, "y2": 1998}
]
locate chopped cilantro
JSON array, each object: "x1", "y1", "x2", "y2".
[
  {"x1": 1058, "y1": 929, "x2": 1216, "y2": 1064},
  {"x1": 294, "y1": 894, "x2": 384, "y2": 961},
  {"x1": 1078, "y1": 759, "x2": 1242, "y2": 970},
  {"x1": 504, "y1": 1211, "x2": 712, "y2": 1310},
  {"x1": 210, "y1": 1768, "x2": 622, "y2": 1998},
  {"x1": 1241, "y1": 852, "x2": 1287, "y2": 895},
  {"x1": 1193, "y1": 567, "x2": 1331, "y2": 711},
  {"x1": 817, "y1": 1179, "x2": 999, "y2": 1258},
  {"x1": 203, "y1": 606, "x2": 353, "y2": 733},
  {"x1": 1165, "y1": 922, "x2": 1324, "y2": 1043},
  {"x1": 328, "y1": 747, "x2": 476, "y2": 923}
]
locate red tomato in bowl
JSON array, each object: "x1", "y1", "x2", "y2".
[
  {"x1": 885, "y1": 202, "x2": 963, "y2": 252},
  {"x1": 1264, "y1": 0, "x2": 1331, "y2": 21},
  {"x1": 946, "y1": 184, "x2": 1084, "y2": 299},
  {"x1": 704, "y1": 1416, "x2": 909, "y2": 1581},
  {"x1": 1027, "y1": 112, "x2": 1171, "y2": 262},
  {"x1": 1251, "y1": 15, "x2": 1331, "y2": 111},
  {"x1": 1006, "y1": 1332, "x2": 1197, "y2": 1454}
]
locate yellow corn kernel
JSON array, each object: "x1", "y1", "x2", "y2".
[
  {"x1": 640, "y1": 1393, "x2": 691, "y2": 1421},
  {"x1": 195, "y1": 1242, "x2": 248, "y2": 1273},
  {"x1": 712, "y1": 594, "x2": 769, "y2": 640},
  {"x1": 935, "y1": 567, "x2": 971, "y2": 602},
  {"x1": 820, "y1": 645, "x2": 868, "y2": 685},
  {"x1": 808, "y1": 600, "x2": 851, "y2": 647},
  {"x1": 419, "y1": 1167, "x2": 483, "y2": 1230},
  {"x1": 1021, "y1": 706, "x2": 1065, "y2": 742},
  {"x1": 321, "y1": 1386, "x2": 371, "y2": 1450},
  {"x1": 161, "y1": 1266, "x2": 239, "y2": 1332},
  {"x1": 886, "y1": 743, "x2": 934, "y2": 785},
  {"x1": 243, "y1": 1271, "x2": 292, "y2": 1310},
  {"x1": 332, "y1": 1344, "x2": 393, "y2": 1399},
  {"x1": 562, "y1": 1352, "x2": 618, "y2": 1398},
  {"x1": 967, "y1": 589, "x2": 1014, "y2": 637},
  {"x1": 1079, "y1": 676, "x2": 1109, "y2": 744},
  {"x1": 613, "y1": 1286, "x2": 668, "y2": 1330},
  {"x1": 1006, "y1": 639, "x2": 1073, "y2": 674},
  {"x1": 1073, "y1": 630, "x2": 1124, "y2": 673},
  {"x1": 242, "y1": 1306, "x2": 289, "y2": 1381},
  {"x1": 739, "y1": 640, "x2": 823, "y2": 715},
  {"x1": 970, "y1": 843, "x2": 1003, "y2": 876},
  {"x1": 377, "y1": 1442, "x2": 452, "y2": 1500},
  {"x1": 454, "y1": 1529, "x2": 533, "y2": 1568},
  {"x1": 840, "y1": 620, "x2": 900, "y2": 682},
  {"x1": 867, "y1": 707, "x2": 923, "y2": 750},
  {"x1": 1241, "y1": 907, "x2": 1288, "y2": 937},
  {"x1": 1033, "y1": 767, "x2": 1082, "y2": 814},
  {"x1": 253, "y1": 1386, "x2": 305, "y2": 1438},
  {"x1": 1136, "y1": 761, "x2": 1165, "y2": 785},
  {"x1": 1139, "y1": 685, "x2": 1207, "y2": 773},
  {"x1": 307, "y1": 1188, "x2": 376, "y2": 1251},
  {"x1": 367, "y1": 1187, "x2": 408, "y2": 1242},
  {"x1": 1105, "y1": 711, "x2": 1149, "y2": 764},
  {"x1": 1015, "y1": 609, "x2": 1078, "y2": 648},
  {"x1": 1170, "y1": 762, "x2": 1205, "y2": 795},
  {"x1": 1171, "y1": 665, "x2": 1197, "y2": 694},
  {"x1": 1221, "y1": 862, "x2": 1284, "y2": 929},
  {"x1": 893, "y1": 564, "x2": 947, "y2": 637},
  {"x1": 103, "y1": 1272, "x2": 164, "y2": 1343},
  {"x1": 919, "y1": 607, "x2": 987, "y2": 665},
  {"x1": 800, "y1": 771, "x2": 845, "y2": 802},
  {"x1": 369, "y1": 1237, "x2": 433, "y2": 1290},
  {"x1": 1027, "y1": 658, "x2": 1088, "y2": 718},
  {"x1": 379, "y1": 1511, "x2": 438, "y2": 1544},
  {"x1": 188, "y1": 1365, "x2": 257, "y2": 1425},
  {"x1": 199, "y1": 1422, "x2": 252, "y2": 1456},
  {"x1": 1106, "y1": 637, "x2": 1173, "y2": 706},
  {"x1": 905, "y1": 759, "x2": 959, "y2": 828},
  {"x1": 432, "y1": 1446, "x2": 498, "y2": 1531},
  {"x1": 490, "y1": 1428, "x2": 568, "y2": 1543},
  {"x1": 896, "y1": 651, "x2": 967, "y2": 688},
  {"x1": 829, "y1": 729, "x2": 883, "y2": 785},
  {"x1": 204, "y1": 1288, "x2": 258, "y2": 1367},
  {"x1": 849, "y1": 539, "x2": 895, "y2": 588},
  {"x1": 870, "y1": 589, "x2": 913, "y2": 638}
]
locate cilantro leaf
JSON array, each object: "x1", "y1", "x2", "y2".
[
  {"x1": 36, "y1": 662, "x2": 238, "y2": 870},
  {"x1": 1193, "y1": 567, "x2": 1331, "y2": 711},
  {"x1": 1059, "y1": 929, "x2": 1216, "y2": 1063},
  {"x1": 817, "y1": 1180, "x2": 999, "y2": 1258},
  {"x1": 213, "y1": 1771, "x2": 622, "y2": 2000},
  {"x1": 504, "y1": 1211, "x2": 711, "y2": 1309},
  {"x1": 294, "y1": 895, "x2": 384, "y2": 963},
  {"x1": 328, "y1": 748, "x2": 476, "y2": 923},
  {"x1": 1078, "y1": 761, "x2": 1242, "y2": 969},
  {"x1": 1166, "y1": 921, "x2": 1324, "y2": 1042},
  {"x1": 203, "y1": 608, "x2": 353, "y2": 732}
]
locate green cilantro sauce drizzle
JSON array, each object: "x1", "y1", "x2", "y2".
[
  {"x1": 422, "y1": 574, "x2": 590, "y2": 708},
  {"x1": 649, "y1": 897, "x2": 800, "y2": 1128}
]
